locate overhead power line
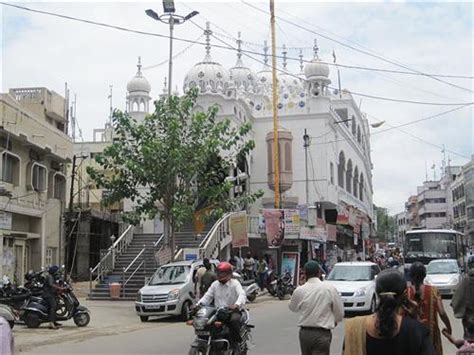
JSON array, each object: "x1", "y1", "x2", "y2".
[
  {"x1": 3, "y1": 2, "x2": 473, "y2": 107},
  {"x1": 239, "y1": 1, "x2": 474, "y2": 93},
  {"x1": 3, "y1": 1, "x2": 473, "y2": 82}
]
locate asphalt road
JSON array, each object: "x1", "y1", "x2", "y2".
[{"x1": 21, "y1": 298, "x2": 463, "y2": 355}]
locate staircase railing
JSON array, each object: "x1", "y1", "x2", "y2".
[
  {"x1": 89, "y1": 225, "x2": 133, "y2": 293},
  {"x1": 199, "y1": 212, "x2": 236, "y2": 259},
  {"x1": 122, "y1": 245, "x2": 146, "y2": 298}
]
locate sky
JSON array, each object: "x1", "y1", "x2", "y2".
[{"x1": 1, "y1": 0, "x2": 473, "y2": 214}]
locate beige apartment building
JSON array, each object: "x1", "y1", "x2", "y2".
[{"x1": 0, "y1": 87, "x2": 72, "y2": 283}]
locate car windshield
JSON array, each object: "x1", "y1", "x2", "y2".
[
  {"x1": 327, "y1": 265, "x2": 372, "y2": 281},
  {"x1": 149, "y1": 265, "x2": 190, "y2": 285},
  {"x1": 427, "y1": 261, "x2": 458, "y2": 274}
]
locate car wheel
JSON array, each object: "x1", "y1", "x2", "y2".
[
  {"x1": 369, "y1": 296, "x2": 376, "y2": 314},
  {"x1": 181, "y1": 300, "x2": 192, "y2": 321},
  {"x1": 140, "y1": 316, "x2": 149, "y2": 322}
]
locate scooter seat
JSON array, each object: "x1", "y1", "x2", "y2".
[{"x1": 241, "y1": 280, "x2": 255, "y2": 287}]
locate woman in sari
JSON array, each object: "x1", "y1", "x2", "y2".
[{"x1": 408, "y1": 262, "x2": 452, "y2": 355}]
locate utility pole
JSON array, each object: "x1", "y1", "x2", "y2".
[
  {"x1": 303, "y1": 129, "x2": 310, "y2": 205},
  {"x1": 270, "y1": 0, "x2": 280, "y2": 209}
]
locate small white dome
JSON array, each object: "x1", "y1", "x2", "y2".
[
  {"x1": 279, "y1": 72, "x2": 304, "y2": 96},
  {"x1": 304, "y1": 58, "x2": 330, "y2": 80},
  {"x1": 230, "y1": 62, "x2": 257, "y2": 93},
  {"x1": 127, "y1": 57, "x2": 151, "y2": 93},
  {"x1": 184, "y1": 58, "x2": 230, "y2": 94}
]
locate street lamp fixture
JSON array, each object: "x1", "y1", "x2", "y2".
[
  {"x1": 370, "y1": 121, "x2": 385, "y2": 128},
  {"x1": 145, "y1": 1, "x2": 199, "y2": 97}
]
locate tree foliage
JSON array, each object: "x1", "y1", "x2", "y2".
[{"x1": 87, "y1": 89, "x2": 262, "y2": 245}]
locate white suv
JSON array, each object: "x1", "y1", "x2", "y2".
[{"x1": 324, "y1": 261, "x2": 381, "y2": 313}]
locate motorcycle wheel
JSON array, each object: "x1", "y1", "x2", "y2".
[
  {"x1": 24, "y1": 312, "x2": 41, "y2": 328},
  {"x1": 277, "y1": 289, "x2": 286, "y2": 300},
  {"x1": 188, "y1": 347, "x2": 206, "y2": 355},
  {"x1": 247, "y1": 292, "x2": 257, "y2": 302},
  {"x1": 267, "y1": 287, "x2": 277, "y2": 297},
  {"x1": 73, "y1": 312, "x2": 90, "y2": 327}
]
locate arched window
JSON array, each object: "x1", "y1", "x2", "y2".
[
  {"x1": 285, "y1": 143, "x2": 291, "y2": 171},
  {"x1": 351, "y1": 116, "x2": 356, "y2": 135},
  {"x1": 346, "y1": 159, "x2": 353, "y2": 194},
  {"x1": 338, "y1": 151, "x2": 345, "y2": 188},
  {"x1": 353, "y1": 167, "x2": 359, "y2": 197},
  {"x1": 359, "y1": 173, "x2": 364, "y2": 201},
  {"x1": 132, "y1": 100, "x2": 138, "y2": 112},
  {"x1": 357, "y1": 126, "x2": 362, "y2": 143}
]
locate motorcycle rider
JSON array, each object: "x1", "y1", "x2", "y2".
[
  {"x1": 196, "y1": 261, "x2": 247, "y2": 352},
  {"x1": 43, "y1": 265, "x2": 66, "y2": 329}
]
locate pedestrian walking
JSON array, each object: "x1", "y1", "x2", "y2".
[
  {"x1": 243, "y1": 252, "x2": 255, "y2": 280},
  {"x1": 451, "y1": 261, "x2": 474, "y2": 345},
  {"x1": 343, "y1": 269, "x2": 434, "y2": 355},
  {"x1": 256, "y1": 256, "x2": 267, "y2": 291},
  {"x1": 289, "y1": 261, "x2": 344, "y2": 355},
  {"x1": 0, "y1": 316, "x2": 14, "y2": 355},
  {"x1": 407, "y1": 262, "x2": 452, "y2": 355}
]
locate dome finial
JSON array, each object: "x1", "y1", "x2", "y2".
[
  {"x1": 237, "y1": 31, "x2": 242, "y2": 61},
  {"x1": 204, "y1": 21, "x2": 212, "y2": 61},
  {"x1": 263, "y1": 40, "x2": 269, "y2": 67},
  {"x1": 313, "y1": 39, "x2": 319, "y2": 59},
  {"x1": 137, "y1": 56, "x2": 142, "y2": 74},
  {"x1": 299, "y1": 49, "x2": 304, "y2": 73},
  {"x1": 282, "y1": 44, "x2": 288, "y2": 70}
]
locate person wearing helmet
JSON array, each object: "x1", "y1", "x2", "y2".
[
  {"x1": 197, "y1": 261, "x2": 247, "y2": 349},
  {"x1": 43, "y1": 265, "x2": 66, "y2": 329}
]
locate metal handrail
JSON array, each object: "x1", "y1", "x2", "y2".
[
  {"x1": 154, "y1": 233, "x2": 165, "y2": 248},
  {"x1": 174, "y1": 248, "x2": 183, "y2": 261},
  {"x1": 199, "y1": 212, "x2": 234, "y2": 249},
  {"x1": 124, "y1": 246, "x2": 146, "y2": 273},
  {"x1": 122, "y1": 260, "x2": 145, "y2": 298},
  {"x1": 89, "y1": 224, "x2": 134, "y2": 294}
]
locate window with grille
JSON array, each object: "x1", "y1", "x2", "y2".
[
  {"x1": 53, "y1": 174, "x2": 66, "y2": 200},
  {"x1": 45, "y1": 248, "x2": 53, "y2": 266},
  {"x1": 32, "y1": 164, "x2": 47, "y2": 192},
  {"x1": 1, "y1": 152, "x2": 20, "y2": 185}
]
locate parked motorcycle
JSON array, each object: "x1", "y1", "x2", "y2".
[
  {"x1": 264, "y1": 270, "x2": 277, "y2": 296},
  {"x1": 233, "y1": 272, "x2": 259, "y2": 303},
  {"x1": 276, "y1": 272, "x2": 295, "y2": 300},
  {"x1": 188, "y1": 305, "x2": 253, "y2": 355},
  {"x1": 23, "y1": 281, "x2": 90, "y2": 328}
]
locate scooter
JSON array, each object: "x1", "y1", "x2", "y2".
[
  {"x1": 23, "y1": 281, "x2": 90, "y2": 328},
  {"x1": 233, "y1": 272, "x2": 259, "y2": 303},
  {"x1": 276, "y1": 272, "x2": 295, "y2": 300}
]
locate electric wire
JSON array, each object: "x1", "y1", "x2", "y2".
[
  {"x1": 239, "y1": 0, "x2": 474, "y2": 93},
  {"x1": 3, "y1": 2, "x2": 473, "y2": 82}
]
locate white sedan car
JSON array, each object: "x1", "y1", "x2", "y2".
[
  {"x1": 324, "y1": 262, "x2": 381, "y2": 313},
  {"x1": 424, "y1": 259, "x2": 462, "y2": 297}
]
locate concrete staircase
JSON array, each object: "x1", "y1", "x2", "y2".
[
  {"x1": 88, "y1": 221, "x2": 214, "y2": 300},
  {"x1": 88, "y1": 234, "x2": 161, "y2": 300}
]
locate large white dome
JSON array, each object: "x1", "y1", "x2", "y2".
[
  {"x1": 184, "y1": 57, "x2": 230, "y2": 94},
  {"x1": 230, "y1": 60, "x2": 257, "y2": 93},
  {"x1": 127, "y1": 58, "x2": 151, "y2": 93}
]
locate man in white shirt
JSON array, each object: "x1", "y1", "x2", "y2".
[
  {"x1": 0, "y1": 316, "x2": 14, "y2": 355},
  {"x1": 197, "y1": 261, "x2": 246, "y2": 348},
  {"x1": 289, "y1": 261, "x2": 344, "y2": 355}
]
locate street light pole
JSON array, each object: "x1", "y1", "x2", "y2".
[
  {"x1": 146, "y1": 1, "x2": 198, "y2": 97},
  {"x1": 303, "y1": 129, "x2": 310, "y2": 205},
  {"x1": 168, "y1": 17, "x2": 174, "y2": 97}
]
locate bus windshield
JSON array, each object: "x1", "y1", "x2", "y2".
[{"x1": 405, "y1": 232, "x2": 456, "y2": 260}]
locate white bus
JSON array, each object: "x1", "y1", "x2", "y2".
[{"x1": 404, "y1": 229, "x2": 466, "y2": 268}]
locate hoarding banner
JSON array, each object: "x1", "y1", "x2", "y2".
[
  {"x1": 300, "y1": 227, "x2": 327, "y2": 242},
  {"x1": 326, "y1": 224, "x2": 337, "y2": 242},
  {"x1": 229, "y1": 212, "x2": 249, "y2": 248},
  {"x1": 262, "y1": 209, "x2": 285, "y2": 247},
  {"x1": 284, "y1": 209, "x2": 300, "y2": 236},
  {"x1": 281, "y1": 252, "x2": 299, "y2": 286}
]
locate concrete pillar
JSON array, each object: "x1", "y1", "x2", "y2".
[{"x1": 75, "y1": 217, "x2": 91, "y2": 279}]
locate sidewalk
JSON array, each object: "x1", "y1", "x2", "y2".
[{"x1": 15, "y1": 292, "x2": 276, "y2": 353}]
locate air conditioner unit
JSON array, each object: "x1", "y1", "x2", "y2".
[{"x1": 0, "y1": 183, "x2": 13, "y2": 197}]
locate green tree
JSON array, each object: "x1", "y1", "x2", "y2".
[
  {"x1": 374, "y1": 205, "x2": 396, "y2": 242},
  {"x1": 87, "y1": 89, "x2": 262, "y2": 259}
]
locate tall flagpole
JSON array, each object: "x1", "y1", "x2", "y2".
[{"x1": 270, "y1": 0, "x2": 280, "y2": 209}]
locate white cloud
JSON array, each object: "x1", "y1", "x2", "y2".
[{"x1": 2, "y1": 1, "x2": 472, "y2": 214}]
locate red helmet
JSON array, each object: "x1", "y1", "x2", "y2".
[{"x1": 216, "y1": 262, "x2": 233, "y2": 282}]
